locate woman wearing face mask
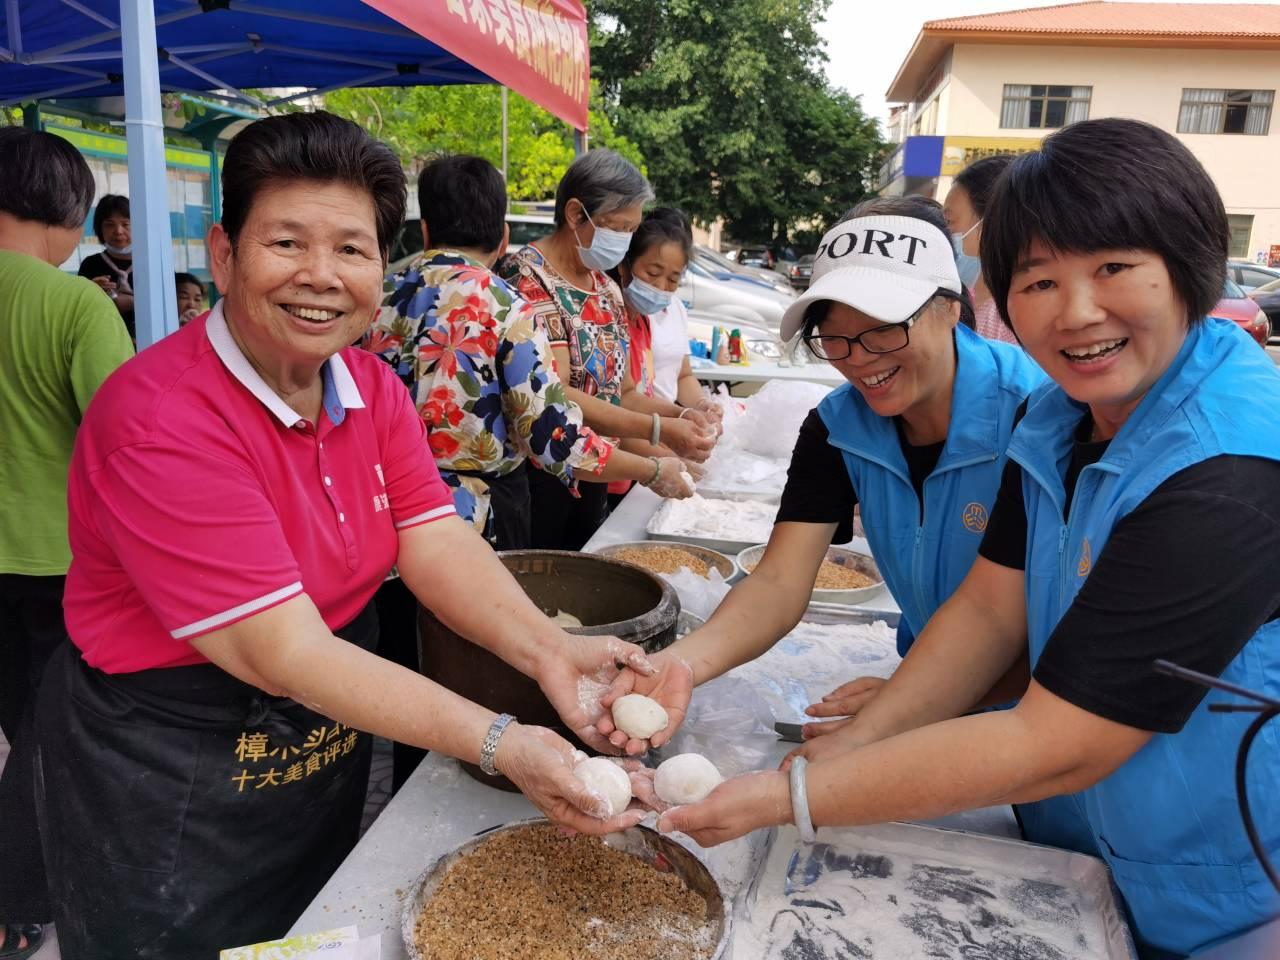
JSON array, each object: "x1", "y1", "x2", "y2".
[
  {"x1": 943, "y1": 156, "x2": 1018, "y2": 345},
  {"x1": 78, "y1": 193, "x2": 135, "y2": 339},
  {"x1": 499, "y1": 153, "x2": 715, "y2": 549},
  {"x1": 664, "y1": 120, "x2": 1280, "y2": 960},
  {"x1": 601, "y1": 195, "x2": 1045, "y2": 754},
  {"x1": 612, "y1": 208, "x2": 722, "y2": 476}
]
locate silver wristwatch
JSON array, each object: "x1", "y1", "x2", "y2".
[{"x1": 480, "y1": 713, "x2": 516, "y2": 776}]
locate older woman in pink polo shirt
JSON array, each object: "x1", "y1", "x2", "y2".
[{"x1": 32, "y1": 112, "x2": 690, "y2": 960}]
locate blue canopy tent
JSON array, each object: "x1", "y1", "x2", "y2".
[{"x1": 0, "y1": 0, "x2": 589, "y2": 347}]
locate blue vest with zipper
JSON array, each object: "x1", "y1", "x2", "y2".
[
  {"x1": 1008, "y1": 319, "x2": 1280, "y2": 957},
  {"x1": 818, "y1": 323, "x2": 1045, "y2": 652}
]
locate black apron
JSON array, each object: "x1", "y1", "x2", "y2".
[{"x1": 34, "y1": 603, "x2": 377, "y2": 960}]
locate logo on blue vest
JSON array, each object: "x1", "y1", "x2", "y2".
[{"x1": 962, "y1": 502, "x2": 988, "y2": 533}]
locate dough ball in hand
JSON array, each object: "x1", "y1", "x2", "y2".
[
  {"x1": 573, "y1": 757, "x2": 633, "y2": 818},
  {"x1": 654, "y1": 753, "x2": 723, "y2": 805},
  {"x1": 611, "y1": 694, "x2": 669, "y2": 740}
]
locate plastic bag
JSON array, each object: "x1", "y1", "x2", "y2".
[
  {"x1": 660, "y1": 566, "x2": 732, "y2": 621},
  {"x1": 729, "y1": 379, "x2": 834, "y2": 461}
]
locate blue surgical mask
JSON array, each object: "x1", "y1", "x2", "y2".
[
  {"x1": 105, "y1": 243, "x2": 132, "y2": 257},
  {"x1": 573, "y1": 203, "x2": 633, "y2": 271},
  {"x1": 951, "y1": 220, "x2": 982, "y2": 289},
  {"x1": 624, "y1": 276, "x2": 674, "y2": 315}
]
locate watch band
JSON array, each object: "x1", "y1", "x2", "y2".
[
  {"x1": 480, "y1": 713, "x2": 516, "y2": 776},
  {"x1": 789, "y1": 756, "x2": 817, "y2": 842}
]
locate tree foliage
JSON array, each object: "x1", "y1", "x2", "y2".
[
  {"x1": 590, "y1": 0, "x2": 885, "y2": 247},
  {"x1": 324, "y1": 81, "x2": 643, "y2": 201}
]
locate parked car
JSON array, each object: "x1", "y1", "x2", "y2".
[
  {"x1": 678, "y1": 258, "x2": 794, "y2": 329},
  {"x1": 505, "y1": 213, "x2": 554, "y2": 252},
  {"x1": 694, "y1": 245, "x2": 794, "y2": 296},
  {"x1": 737, "y1": 246, "x2": 776, "y2": 270},
  {"x1": 1227, "y1": 260, "x2": 1280, "y2": 293},
  {"x1": 787, "y1": 254, "x2": 815, "y2": 291},
  {"x1": 1249, "y1": 277, "x2": 1280, "y2": 333},
  {"x1": 1211, "y1": 277, "x2": 1270, "y2": 346}
]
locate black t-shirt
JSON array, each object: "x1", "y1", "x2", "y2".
[
  {"x1": 78, "y1": 252, "x2": 135, "y2": 339},
  {"x1": 980, "y1": 413, "x2": 1280, "y2": 733},
  {"x1": 776, "y1": 409, "x2": 944, "y2": 542}
]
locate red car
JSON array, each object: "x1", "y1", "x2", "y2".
[{"x1": 1212, "y1": 278, "x2": 1271, "y2": 346}]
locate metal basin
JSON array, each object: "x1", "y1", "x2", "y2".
[
  {"x1": 418, "y1": 550, "x2": 680, "y2": 788},
  {"x1": 402, "y1": 819, "x2": 731, "y2": 960}
]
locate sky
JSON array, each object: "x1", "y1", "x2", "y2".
[{"x1": 818, "y1": 0, "x2": 1258, "y2": 124}]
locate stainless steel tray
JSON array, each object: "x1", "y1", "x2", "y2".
[
  {"x1": 646, "y1": 495, "x2": 780, "y2": 556},
  {"x1": 402, "y1": 818, "x2": 732, "y2": 960},
  {"x1": 733, "y1": 821, "x2": 1137, "y2": 959}
]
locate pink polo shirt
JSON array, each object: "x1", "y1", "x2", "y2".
[{"x1": 64, "y1": 302, "x2": 455, "y2": 674}]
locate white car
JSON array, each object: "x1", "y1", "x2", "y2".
[
  {"x1": 694, "y1": 244, "x2": 795, "y2": 297},
  {"x1": 678, "y1": 259, "x2": 794, "y2": 330}
]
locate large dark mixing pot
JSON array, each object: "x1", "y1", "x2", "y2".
[{"x1": 418, "y1": 550, "x2": 680, "y2": 789}]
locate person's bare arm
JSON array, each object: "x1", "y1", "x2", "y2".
[
  {"x1": 663, "y1": 521, "x2": 837, "y2": 685},
  {"x1": 660, "y1": 681, "x2": 1152, "y2": 847}
]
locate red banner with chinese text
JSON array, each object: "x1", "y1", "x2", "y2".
[{"x1": 363, "y1": 0, "x2": 590, "y2": 130}]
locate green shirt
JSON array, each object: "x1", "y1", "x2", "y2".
[{"x1": 0, "y1": 251, "x2": 134, "y2": 574}]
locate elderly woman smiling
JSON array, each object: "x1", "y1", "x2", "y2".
[{"x1": 35, "y1": 112, "x2": 686, "y2": 960}]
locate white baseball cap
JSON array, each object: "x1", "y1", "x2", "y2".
[{"x1": 780, "y1": 215, "x2": 962, "y2": 342}]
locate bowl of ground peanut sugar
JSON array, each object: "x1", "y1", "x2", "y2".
[
  {"x1": 403, "y1": 819, "x2": 731, "y2": 960},
  {"x1": 738, "y1": 543, "x2": 884, "y2": 605}
]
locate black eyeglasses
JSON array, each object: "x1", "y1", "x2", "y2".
[{"x1": 803, "y1": 314, "x2": 916, "y2": 361}]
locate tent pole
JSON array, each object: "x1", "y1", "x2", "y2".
[
  {"x1": 501, "y1": 86, "x2": 509, "y2": 209},
  {"x1": 120, "y1": 0, "x2": 177, "y2": 348}
]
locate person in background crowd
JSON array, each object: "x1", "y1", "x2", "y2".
[
  {"x1": 607, "y1": 207, "x2": 723, "y2": 503},
  {"x1": 663, "y1": 119, "x2": 1280, "y2": 960},
  {"x1": 366, "y1": 155, "x2": 695, "y2": 551},
  {"x1": 78, "y1": 193, "x2": 135, "y2": 340},
  {"x1": 943, "y1": 155, "x2": 1019, "y2": 345},
  {"x1": 363, "y1": 156, "x2": 695, "y2": 787},
  {"x1": 31, "y1": 112, "x2": 689, "y2": 960},
  {"x1": 175, "y1": 272, "x2": 206, "y2": 326},
  {"x1": 0, "y1": 127, "x2": 134, "y2": 960},
  {"x1": 499, "y1": 150, "x2": 715, "y2": 550}
]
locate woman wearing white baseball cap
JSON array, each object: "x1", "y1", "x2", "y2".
[{"x1": 621, "y1": 194, "x2": 1046, "y2": 739}]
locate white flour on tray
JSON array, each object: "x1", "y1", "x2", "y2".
[
  {"x1": 648, "y1": 494, "x2": 779, "y2": 544},
  {"x1": 737, "y1": 826, "x2": 1116, "y2": 960}
]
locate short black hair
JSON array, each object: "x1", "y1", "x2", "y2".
[
  {"x1": 553, "y1": 148, "x2": 653, "y2": 227},
  {"x1": 175, "y1": 272, "x2": 205, "y2": 293},
  {"x1": 623, "y1": 207, "x2": 692, "y2": 268},
  {"x1": 0, "y1": 128, "x2": 95, "y2": 230},
  {"x1": 802, "y1": 195, "x2": 974, "y2": 337},
  {"x1": 417, "y1": 154, "x2": 506, "y2": 254},
  {"x1": 952, "y1": 155, "x2": 1015, "y2": 217},
  {"x1": 92, "y1": 194, "x2": 131, "y2": 243},
  {"x1": 982, "y1": 118, "x2": 1228, "y2": 328},
  {"x1": 220, "y1": 111, "x2": 406, "y2": 260}
]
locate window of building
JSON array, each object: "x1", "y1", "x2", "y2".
[
  {"x1": 1227, "y1": 214, "x2": 1254, "y2": 259},
  {"x1": 1178, "y1": 89, "x2": 1273, "y2": 135},
  {"x1": 1000, "y1": 85, "x2": 1091, "y2": 128}
]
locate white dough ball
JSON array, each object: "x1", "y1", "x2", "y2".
[
  {"x1": 611, "y1": 694, "x2": 670, "y2": 740},
  {"x1": 654, "y1": 753, "x2": 723, "y2": 805},
  {"x1": 574, "y1": 757, "x2": 632, "y2": 817}
]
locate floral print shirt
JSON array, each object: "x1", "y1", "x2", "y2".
[
  {"x1": 363, "y1": 250, "x2": 612, "y2": 535},
  {"x1": 497, "y1": 244, "x2": 631, "y2": 406}
]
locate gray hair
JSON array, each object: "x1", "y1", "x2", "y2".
[
  {"x1": 0, "y1": 127, "x2": 95, "y2": 230},
  {"x1": 554, "y1": 148, "x2": 654, "y2": 227}
]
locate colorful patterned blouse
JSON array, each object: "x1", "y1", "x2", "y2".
[
  {"x1": 498, "y1": 244, "x2": 631, "y2": 407},
  {"x1": 363, "y1": 250, "x2": 612, "y2": 535}
]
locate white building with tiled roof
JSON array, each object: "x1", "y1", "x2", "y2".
[{"x1": 879, "y1": 1, "x2": 1280, "y2": 264}]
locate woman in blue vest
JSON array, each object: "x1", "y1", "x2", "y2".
[
  {"x1": 659, "y1": 119, "x2": 1280, "y2": 958},
  {"x1": 606, "y1": 196, "x2": 1043, "y2": 748}
]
